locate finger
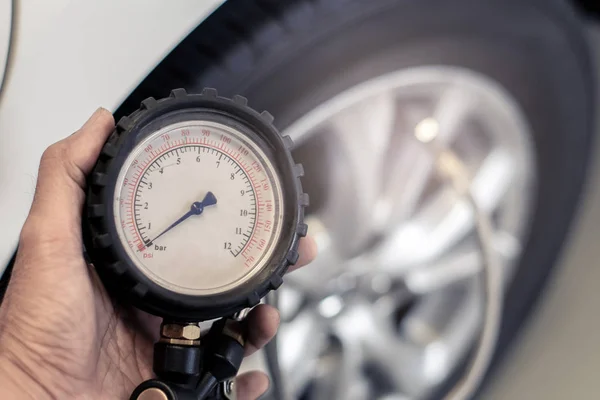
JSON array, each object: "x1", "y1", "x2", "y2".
[
  {"x1": 244, "y1": 304, "x2": 279, "y2": 357},
  {"x1": 22, "y1": 109, "x2": 114, "y2": 243},
  {"x1": 64, "y1": 108, "x2": 117, "y2": 177},
  {"x1": 235, "y1": 370, "x2": 270, "y2": 400},
  {"x1": 286, "y1": 236, "x2": 318, "y2": 274}
]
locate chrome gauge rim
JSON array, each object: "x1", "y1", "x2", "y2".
[{"x1": 278, "y1": 66, "x2": 535, "y2": 399}]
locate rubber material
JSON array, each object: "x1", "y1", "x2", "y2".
[
  {"x1": 84, "y1": 88, "x2": 307, "y2": 321},
  {"x1": 153, "y1": 343, "x2": 202, "y2": 384}
]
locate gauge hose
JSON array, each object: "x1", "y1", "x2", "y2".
[{"x1": 426, "y1": 143, "x2": 502, "y2": 400}]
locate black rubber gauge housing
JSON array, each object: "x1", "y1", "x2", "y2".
[{"x1": 83, "y1": 88, "x2": 307, "y2": 321}]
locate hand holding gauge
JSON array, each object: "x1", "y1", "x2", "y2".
[{"x1": 83, "y1": 88, "x2": 309, "y2": 399}]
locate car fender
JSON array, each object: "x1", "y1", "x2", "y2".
[
  {"x1": 0, "y1": 0, "x2": 225, "y2": 270},
  {"x1": 0, "y1": 0, "x2": 12, "y2": 93}
]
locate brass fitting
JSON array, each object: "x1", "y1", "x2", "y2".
[
  {"x1": 159, "y1": 322, "x2": 201, "y2": 345},
  {"x1": 222, "y1": 319, "x2": 245, "y2": 346},
  {"x1": 137, "y1": 387, "x2": 169, "y2": 400}
]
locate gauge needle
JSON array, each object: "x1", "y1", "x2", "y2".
[
  {"x1": 144, "y1": 191, "x2": 217, "y2": 248},
  {"x1": 158, "y1": 163, "x2": 176, "y2": 173}
]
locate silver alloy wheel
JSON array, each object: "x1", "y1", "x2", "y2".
[{"x1": 277, "y1": 66, "x2": 535, "y2": 399}]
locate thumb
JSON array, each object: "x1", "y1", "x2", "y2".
[{"x1": 24, "y1": 108, "x2": 115, "y2": 243}]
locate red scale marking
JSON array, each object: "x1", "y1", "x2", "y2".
[
  {"x1": 127, "y1": 151, "x2": 165, "y2": 249},
  {"x1": 124, "y1": 140, "x2": 266, "y2": 254}
]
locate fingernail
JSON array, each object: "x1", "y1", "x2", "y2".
[
  {"x1": 82, "y1": 108, "x2": 102, "y2": 126},
  {"x1": 91, "y1": 107, "x2": 109, "y2": 121},
  {"x1": 81, "y1": 107, "x2": 112, "y2": 129}
]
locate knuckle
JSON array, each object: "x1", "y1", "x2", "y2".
[
  {"x1": 38, "y1": 141, "x2": 85, "y2": 187},
  {"x1": 18, "y1": 219, "x2": 37, "y2": 247},
  {"x1": 18, "y1": 215, "x2": 51, "y2": 250},
  {"x1": 40, "y1": 142, "x2": 69, "y2": 166},
  {"x1": 17, "y1": 217, "x2": 77, "y2": 267}
]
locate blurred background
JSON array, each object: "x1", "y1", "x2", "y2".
[{"x1": 1, "y1": 1, "x2": 599, "y2": 399}]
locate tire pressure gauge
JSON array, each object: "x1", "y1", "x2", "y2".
[{"x1": 83, "y1": 88, "x2": 308, "y2": 322}]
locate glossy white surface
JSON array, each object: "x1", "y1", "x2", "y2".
[
  {"x1": 0, "y1": 0, "x2": 224, "y2": 271},
  {"x1": 0, "y1": 0, "x2": 11, "y2": 89}
]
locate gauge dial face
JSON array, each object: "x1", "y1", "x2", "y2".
[{"x1": 113, "y1": 121, "x2": 284, "y2": 296}]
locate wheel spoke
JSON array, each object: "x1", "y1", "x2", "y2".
[
  {"x1": 317, "y1": 332, "x2": 370, "y2": 400},
  {"x1": 471, "y1": 149, "x2": 515, "y2": 211},
  {"x1": 331, "y1": 299, "x2": 420, "y2": 396},
  {"x1": 404, "y1": 231, "x2": 520, "y2": 295},
  {"x1": 278, "y1": 308, "x2": 329, "y2": 394},
  {"x1": 399, "y1": 280, "x2": 483, "y2": 389},
  {"x1": 433, "y1": 85, "x2": 481, "y2": 141},
  {"x1": 379, "y1": 130, "x2": 436, "y2": 228},
  {"x1": 320, "y1": 92, "x2": 397, "y2": 253},
  {"x1": 379, "y1": 87, "x2": 474, "y2": 226},
  {"x1": 405, "y1": 248, "x2": 481, "y2": 295},
  {"x1": 374, "y1": 148, "x2": 515, "y2": 271}
]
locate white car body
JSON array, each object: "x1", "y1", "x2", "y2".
[
  {"x1": 0, "y1": 0, "x2": 224, "y2": 271},
  {"x1": 0, "y1": 0, "x2": 11, "y2": 85}
]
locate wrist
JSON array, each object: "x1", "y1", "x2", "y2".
[{"x1": 0, "y1": 351, "x2": 54, "y2": 399}]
